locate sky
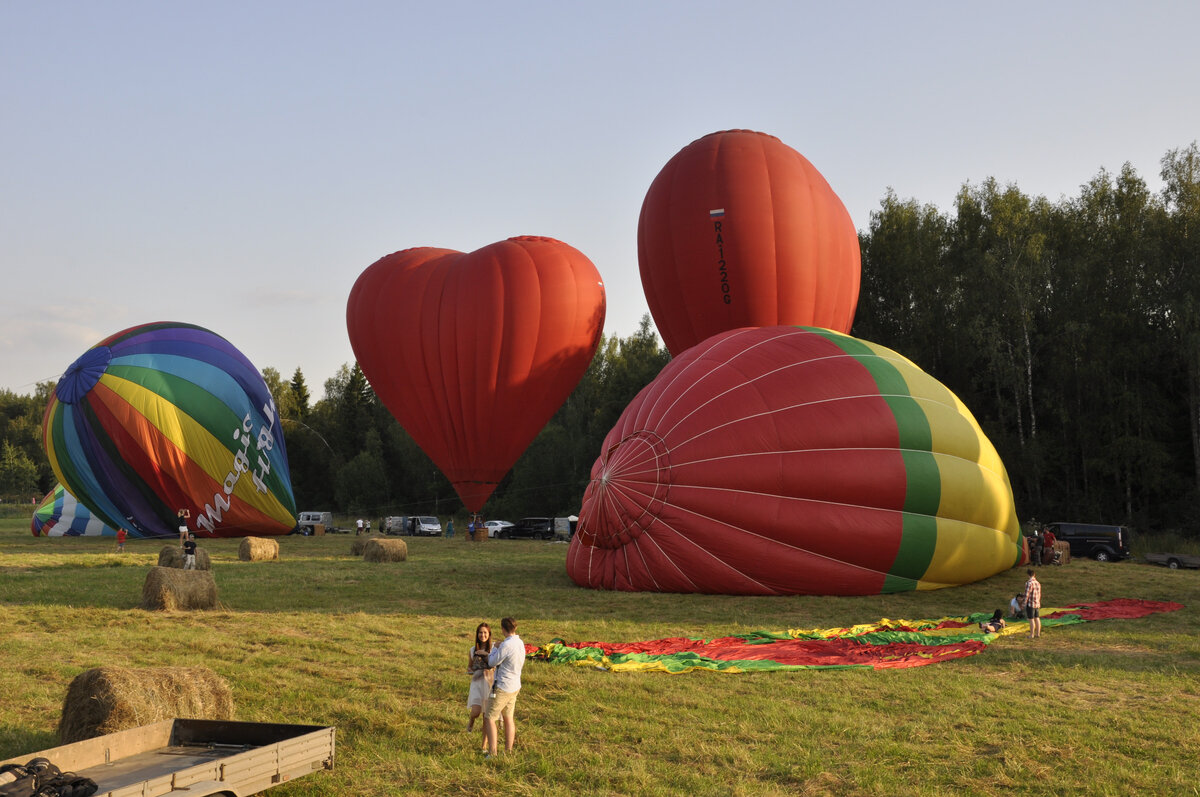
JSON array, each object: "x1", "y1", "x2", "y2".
[{"x1": 3, "y1": 1, "x2": 1199, "y2": 396}]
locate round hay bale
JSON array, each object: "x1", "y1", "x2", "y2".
[
  {"x1": 350, "y1": 534, "x2": 382, "y2": 556},
  {"x1": 363, "y1": 537, "x2": 407, "y2": 562},
  {"x1": 58, "y1": 665, "x2": 233, "y2": 744},
  {"x1": 238, "y1": 536, "x2": 279, "y2": 561},
  {"x1": 157, "y1": 545, "x2": 211, "y2": 570},
  {"x1": 141, "y1": 566, "x2": 218, "y2": 610}
]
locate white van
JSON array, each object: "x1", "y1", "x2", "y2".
[
  {"x1": 296, "y1": 511, "x2": 335, "y2": 535},
  {"x1": 385, "y1": 515, "x2": 443, "y2": 536}
]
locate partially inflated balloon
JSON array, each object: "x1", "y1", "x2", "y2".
[
  {"x1": 347, "y1": 236, "x2": 606, "y2": 511},
  {"x1": 43, "y1": 322, "x2": 297, "y2": 538},
  {"x1": 638, "y1": 129, "x2": 861, "y2": 355},
  {"x1": 568, "y1": 326, "x2": 1021, "y2": 595},
  {"x1": 31, "y1": 484, "x2": 120, "y2": 537}
]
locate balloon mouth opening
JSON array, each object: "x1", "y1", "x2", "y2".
[
  {"x1": 579, "y1": 431, "x2": 671, "y2": 547},
  {"x1": 56, "y1": 346, "x2": 113, "y2": 404}
]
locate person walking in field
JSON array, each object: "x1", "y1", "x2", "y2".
[
  {"x1": 1023, "y1": 569, "x2": 1042, "y2": 639},
  {"x1": 484, "y1": 617, "x2": 525, "y2": 759}
]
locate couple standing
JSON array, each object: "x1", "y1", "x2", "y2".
[{"x1": 467, "y1": 617, "x2": 525, "y2": 759}]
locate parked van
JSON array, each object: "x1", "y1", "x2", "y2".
[
  {"x1": 384, "y1": 515, "x2": 443, "y2": 536},
  {"x1": 553, "y1": 516, "x2": 578, "y2": 540},
  {"x1": 296, "y1": 511, "x2": 336, "y2": 535},
  {"x1": 1045, "y1": 522, "x2": 1133, "y2": 562}
]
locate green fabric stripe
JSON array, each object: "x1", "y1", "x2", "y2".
[
  {"x1": 107, "y1": 364, "x2": 291, "y2": 500},
  {"x1": 813, "y1": 330, "x2": 942, "y2": 585}
]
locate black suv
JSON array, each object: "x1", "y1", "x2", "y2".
[
  {"x1": 503, "y1": 517, "x2": 554, "y2": 540},
  {"x1": 1046, "y1": 522, "x2": 1133, "y2": 562}
]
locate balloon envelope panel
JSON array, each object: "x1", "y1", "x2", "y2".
[
  {"x1": 347, "y1": 236, "x2": 606, "y2": 512},
  {"x1": 42, "y1": 322, "x2": 297, "y2": 538},
  {"x1": 567, "y1": 326, "x2": 1021, "y2": 595},
  {"x1": 31, "y1": 483, "x2": 120, "y2": 537},
  {"x1": 638, "y1": 129, "x2": 861, "y2": 355}
]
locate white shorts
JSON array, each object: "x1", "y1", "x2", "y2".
[{"x1": 468, "y1": 678, "x2": 490, "y2": 709}]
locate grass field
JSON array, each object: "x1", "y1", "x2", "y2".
[{"x1": 1, "y1": 519, "x2": 1198, "y2": 796}]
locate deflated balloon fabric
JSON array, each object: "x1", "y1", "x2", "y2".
[{"x1": 525, "y1": 599, "x2": 1182, "y2": 673}]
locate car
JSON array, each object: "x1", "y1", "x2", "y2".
[
  {"x1": 1045, "y1": 522, "x2": 1133, "y2": 562},
  {"x1": 502, "y1": 517, "x2": 554, "y2": 540},
  {"x1": 1144, "y1": 552, "x2": 1200, "y2": 570},
  {"x1": 484, "y1": 520, "x2": 514, "y2": 538}
]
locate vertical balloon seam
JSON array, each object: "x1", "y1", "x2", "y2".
[
  {"x1": 448, "y1": 251, "x2": 480, "y2": 489},
  {"x1": 670, "y1": 141, "x2": 708, "y2": 354}
]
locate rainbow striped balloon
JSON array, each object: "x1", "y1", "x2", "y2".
[
  {"x1": 568, "y1": 326, "x2": 1022, "y2": 595},
  {"x1": 43, "y1": 322, "x2": 297, "y2": 538},
  {"x1": 31, "y1": 483, "x2": 120, "y2": 537}
]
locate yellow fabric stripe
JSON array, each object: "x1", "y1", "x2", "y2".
[{"x1": 102, "y1": 373, "x2": 293, "y2": 525}]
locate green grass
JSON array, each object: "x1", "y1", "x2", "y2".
[{"x1": 2, "y1": 521, "x2": 1198, "y2": 796}]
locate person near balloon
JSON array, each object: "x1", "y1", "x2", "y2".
[
  {"x1": 484, "y1": 617, "x2": 526, "y2": 759},
  {"x1": 356, "y1": 518, "x2": 364, "y2": 536},
  {"x1": 183, "y1": 533, "x2": 197, "y2": 570},
  {"x1": 177, "y1": 508, "x2": 190, "y2": 545},
  {"x1": 116, "y1": 527, "x2": 127, "y2": 553},
  {"x1": 1009, "y1": 593, "x2": 1025, "y2": 619},
  {"x1": 1023, "y1": 569, "x2": 1043, "y2": 639},
  {"x1": 1042, "y1": 526, "x2": 1058, "y2": 564},
  {"x1": 978, "y1": 609, "x2": 1006, "y2": 634},
  {"x1": 467, "y1": 622, "x2": 495, "y2": 751},
  {"x1": 446, "y1": 519, "x2": 454, "y2": 538}
]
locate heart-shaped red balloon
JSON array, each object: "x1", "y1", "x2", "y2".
[{"x1": 347, "y1": 236, "x2": 606, "y2": 511}]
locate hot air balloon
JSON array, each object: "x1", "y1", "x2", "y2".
[
  {"x1": 31, "y1": 483, "x2": 120, "y2": 537},
  {"x1": 42, "y1": 322, "x2": 298, "y2": 538},
  {"x1": 567, "y1": 326, "x2": 1022, "y2": 596},
  {"x1": 638, "y1": 129, "x2": 861, "y2": 355},
  {"x1": 347, "y1": 236, "x2": 606, "y2": 512}
]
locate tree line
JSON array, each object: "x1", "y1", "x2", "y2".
[
  {"x1": 854, "y1": 143, "x2": 1200, "y2": 534},
  {"x1": 5, "y1": 142, "x2": 1199, "y2": 533}
]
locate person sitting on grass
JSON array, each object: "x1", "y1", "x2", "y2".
[
  {"x1": 979, "y1": 609, "x2": 1006, "y2": 634},
  {"x1": 1009, "y1": 593, "x2": 1025, "y2": 618}
]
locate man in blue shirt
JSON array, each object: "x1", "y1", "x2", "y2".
[{"x1": 484, "y1": 616, "x2": 525, "y2": 758}]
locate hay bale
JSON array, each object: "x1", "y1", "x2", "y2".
[
  {"x1": 157, "y1": 545, "x2": 211, "y2": 570},
  {"x1": 141, "y1": 566, "x2": 218, "y2": 610},
  {"x1": 238, "y1": 536, "x2": 279, "y2": 561},
  {"x1": 58, "y1": 665, "x2": 233, "y2": 744},
  {"x1": 350, "y1": 534, "x2": 383, "y2": 556},
  {"x1": 363, "y1": 537, "x2": 407, "y2": 562}
]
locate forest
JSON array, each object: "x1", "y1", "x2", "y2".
[{"x1": 3, "y1": 142, "x2": 1198, "y2": 533}]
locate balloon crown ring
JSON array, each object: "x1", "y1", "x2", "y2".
[{"x1": 56, "y1": 346, "x2": 113, "y2": 404}]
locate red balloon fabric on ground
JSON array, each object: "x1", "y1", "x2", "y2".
[
  {"x1": 347, "y1": 236, "x2": 606, "y2": 512},
  {"x1": 638, "y1": 129, "x2": 861, "y2": 355}
]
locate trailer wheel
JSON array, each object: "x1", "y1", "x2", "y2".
[{"x1": 1168, "y1": 558, "x2": 1181, "y2": 569}]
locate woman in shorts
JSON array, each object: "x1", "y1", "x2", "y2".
[{"x1": 467, "y1": 622, "x2": 495, "y2": 750}]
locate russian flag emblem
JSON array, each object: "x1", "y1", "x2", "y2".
[{"x1": 709, "y1": 208, "x2": 725, "y2": 219}]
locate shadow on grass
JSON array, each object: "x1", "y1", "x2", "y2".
[{"x1": 0, "y1": 725, "x2": 59, "y2": 764}]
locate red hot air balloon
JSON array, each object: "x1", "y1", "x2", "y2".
[
  {"x1": 637, "y1": 129, "x2": 861, "y2": 355},
  {"x1": 567, "y1": 326, "x2": 1022, "y2": 596},
  {"x1": 347, "y1": 236, "x2": 606, "y2": 512}
]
